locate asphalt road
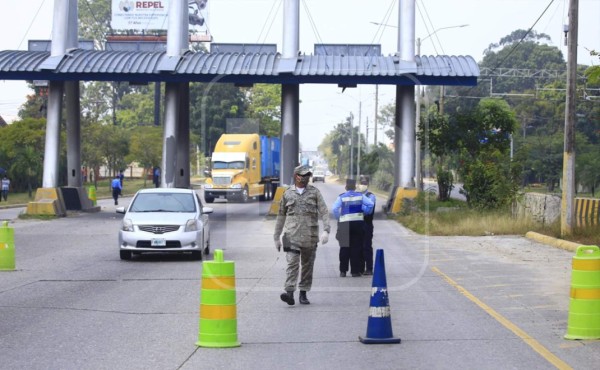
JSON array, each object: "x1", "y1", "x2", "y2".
[{"x1": 0, "y1": 182, "x2": 598, "y2": 369}]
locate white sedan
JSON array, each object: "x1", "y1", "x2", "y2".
[{"x1": 116, "y1": 188, "x2": 213, "y2": 260}]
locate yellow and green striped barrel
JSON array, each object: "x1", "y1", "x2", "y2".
[
  {"x1": 0, "y1": 221, "x2": 15, "y2": 271},
  {"x1": 196, "y1": 249, "x2": 240, "y2": 348},
  {"x1": 565, "y1": 245, "x2": 600, "y2": 340},
  {"x1": 88, "y1": 186, "x2": 97, "y2": 206}
]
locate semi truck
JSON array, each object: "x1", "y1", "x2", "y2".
[{"x1": 203, "y1": 134, "x2": 280, "y2": 203}]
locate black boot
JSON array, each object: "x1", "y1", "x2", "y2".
[
  {"x1": 299, "y1": 290, "x2": 310, "y2": 305},
  {"x1": 280, "y1": 291, "x2": 295, "y2": 305}
]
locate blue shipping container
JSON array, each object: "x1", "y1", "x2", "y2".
[{"x1": 260, "y1": 136, "x2": 280, "y2": 179}]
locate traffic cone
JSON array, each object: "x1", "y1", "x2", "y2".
[
  {"x1": 0, "y1": 221, "x2": 15, "y2": 271},
  {"x1": 565, "y1": 245, "x2": 600, "y2": 340},
  {"x1": 196, "y1": 249, "x2": 240, "y2": 348},
  {"x1": 359, "y1": 249, "x2": 401, "y2": 344}
]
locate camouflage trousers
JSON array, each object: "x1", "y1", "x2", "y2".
[{"x1": 284, "y1": 245, "x2": 317, "y2": 292}]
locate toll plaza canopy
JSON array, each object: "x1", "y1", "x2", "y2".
[{"x1": 0, "y1": 49, "x2": 479, "y2": 86}]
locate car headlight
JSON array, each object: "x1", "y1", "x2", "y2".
[
  {"x1": 231, "y1": 183, "x2": 242, "y2": 189},
  {"x1": 204, "y1": 184, "x2": 213, "y2": 189},
  {"x1": 122, "y1": 218, "x2": 134, "y2": 232},
  {"x1": 185, "y1": 219, "x2": 198, "y2": 232}
]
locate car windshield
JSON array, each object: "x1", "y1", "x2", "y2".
[{"x1": 129, "y1": 193, "x2": 196, "y2": 213}]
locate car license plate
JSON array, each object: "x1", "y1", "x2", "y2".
[{"x1": 151, "y1": 238, "x2": 166, "y2": 247}]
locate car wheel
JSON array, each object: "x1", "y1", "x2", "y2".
[
  {"x1": 120, "y1": 250, "x2": 132, "y2": 260},
  {"x1": 191, "y1": 250, "x2": 203, "y2": 260}
]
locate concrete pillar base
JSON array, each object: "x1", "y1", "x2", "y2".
[
  {"x1": 26, "y1": 188, "x2": 67, "y2": 217},
  {"x1": 385, "y1": 186, "x2": 419, "y2": 214}
]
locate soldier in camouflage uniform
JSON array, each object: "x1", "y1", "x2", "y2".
[{"x1": 274, "y1": 165, "x2": 331, "y2": 305}]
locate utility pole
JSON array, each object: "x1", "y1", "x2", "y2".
[
  {"x1": 374, "y1": 85, "x2": 378, "y2": 147},
  {"x1": 349, "y1": 112, "x2": 354, "y2": 179},
  {"x1": 561, "y1": 0, "x2": 578, "y2": 237},
  {"x1": 357, "y1": 101, "x2": 362, "y2": 179},
  {"x1": 415, "y1": 37, "x2": 422, "y2": 190}
]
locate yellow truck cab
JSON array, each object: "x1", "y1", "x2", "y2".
[{"x1": 203, "y1": 134, "x2": 280, "y2": 203}]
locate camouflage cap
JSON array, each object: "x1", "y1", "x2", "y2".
[{"x1": 294, "y1": 165, "x2": 312, "y2": 176}]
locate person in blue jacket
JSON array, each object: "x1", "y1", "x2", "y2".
[
  {"x1": 357, "y1": 175, "x2": 376, "y2": 275},
  {"x1": 332, "y1": 178, "x2": 374, "y2": 277},
  {"x1": 111, "y1": 174, "x2": 122, "y2": 205}
]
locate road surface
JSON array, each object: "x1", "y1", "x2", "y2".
[{"x1": 0, "y1": 182, "x2": 596, "y2": 369}]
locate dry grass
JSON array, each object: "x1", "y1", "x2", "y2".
[
  {"x1": 393, "y1": 191, "x2": 600, "y2": 246},
  {"x1": 397, "y1": 208, "x2": 554, "y2": 236}
]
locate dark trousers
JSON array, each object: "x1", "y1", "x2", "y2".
[
  {"x1": 112, "y1": 188, "x2": 120, "y2": 204},
  {"x1": 363, "y1": 222, "x2": 374, "y2": 272},
  {"x1": 337, "y1": 221, "x2": 365, "y2": 274}
]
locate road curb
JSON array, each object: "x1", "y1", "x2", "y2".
[{"x1": 525, "y1": 231, "x2": 581, "y2": 252}]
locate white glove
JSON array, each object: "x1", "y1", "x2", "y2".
[
  {"x1": 275, "y1": 239, "x2": 282, "y2": 252},
  {"x1": 320, "y1": 231, "x2": 329, "y2": 245}
]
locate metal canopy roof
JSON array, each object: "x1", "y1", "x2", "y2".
[{"x1": 0, "y1": 49, "x2": 479, "y2": 86}]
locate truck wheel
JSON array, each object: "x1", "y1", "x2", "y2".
[
  {"x1": 260, "y1": 183, "x2": 271, "y2": 201},
  {"x1": 240, "y1": 186, "x2": 249, "y2": 203}
]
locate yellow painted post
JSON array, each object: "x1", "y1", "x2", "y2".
[{"x1": 0, "y1": 221, "x2": 15, "y2": 271}]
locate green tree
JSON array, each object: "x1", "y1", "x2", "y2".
[
  {"x1": 422, "y1": 99, "x2": 519, "y2": 208},
  {"x1": 244, "y1": 84, "x2": 281, "y2": 137},
  {"x1": 0, "y1": 118, "x2": 46, "y2": 192},
  {"x1": 190, "y1": 82, "x2": 248, "y2": 155},
  {"x1": 127, "y1": 126, "x2": 163, "y2": 187}
]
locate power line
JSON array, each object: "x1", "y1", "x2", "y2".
[{"x1": 17, "y1": 0, "x2": 46, "y2": 50}]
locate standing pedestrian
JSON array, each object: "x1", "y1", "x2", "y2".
[
  {"x1": 332, "y1": 178, "x2": 374, "y2": 277},
  {"x1": 153, "y1": 167, "x2": 161, "y2": 188},
  {"x1": 119, "y1": 170, "x2": 124, "y2": 187},
  {"x1": 111, "y1": 174, "x2": 122, "y2": 205},
  {"x1": 274, "y1": 165, "x2": 331, "y2": 305},
  {"x1": 357, "y1": 175, "x2": 376, "y2": 275},
  {"x1": 1, "y1": 175, "x2": 10, "y2": 202}
]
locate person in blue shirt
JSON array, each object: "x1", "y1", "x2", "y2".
[
  {"x1": 332, "y1": 178, "x2": 374, "y2": 277},
  {"x1": 357, "y1": 175, "x2": 376, "y2": 275},
  {"x1": 111, "y1": 174, "x2": 122, "y2": 205}
]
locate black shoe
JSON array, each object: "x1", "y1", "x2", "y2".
[
  {"x1": 351, "y1": 273, "x2": 362, "y2": 277},
  {"x1": 363, "y1": 270, "x2": 373, "y2": 276},
  {"x1": 340, "y1": 272, "x2": 346, "y2": 277},
  {"x1": 280, "y1": 291, "x2": 295, "y2": 305},
  {"x1": 299, "y1": 291, "x2": 310, "y2": 305}
]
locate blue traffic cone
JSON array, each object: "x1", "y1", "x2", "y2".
[{"x1": 359, "y1": 249, "x2": 401, "y2": 344}]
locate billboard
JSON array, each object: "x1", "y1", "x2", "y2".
[
  {"x1": 111, "y1": 1, "x2": 209, "y2": 32},
  {"x1": 111, "y1": 1, "x2": 169, "y2": 30}
]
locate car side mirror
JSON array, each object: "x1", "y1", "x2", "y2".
[
  {"x1": 116, "y1": 206, "x2": 126, "y2": 214},
  {"x1": 202, "y1": 206, "x2": 214, "y2": 214}
]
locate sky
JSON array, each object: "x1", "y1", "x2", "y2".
[{"x1": 0, "y1": 0, "x2": 599, "y2": 151}]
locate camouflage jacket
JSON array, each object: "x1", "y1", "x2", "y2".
[{"x1": 274, "y1": 184, "x2": 331, "y2": 248}]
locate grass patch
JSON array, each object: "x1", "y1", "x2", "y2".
[
  {"x1": 396, "y1": 207, "x2": 551, "y2": 237},
  {"x1": 0, "y1": 176, "x2": 205, "y2": 207}
]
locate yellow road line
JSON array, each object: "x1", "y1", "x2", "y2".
[{"x1": 432, "y1": 267, "x2": 572, "y2": 370}]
